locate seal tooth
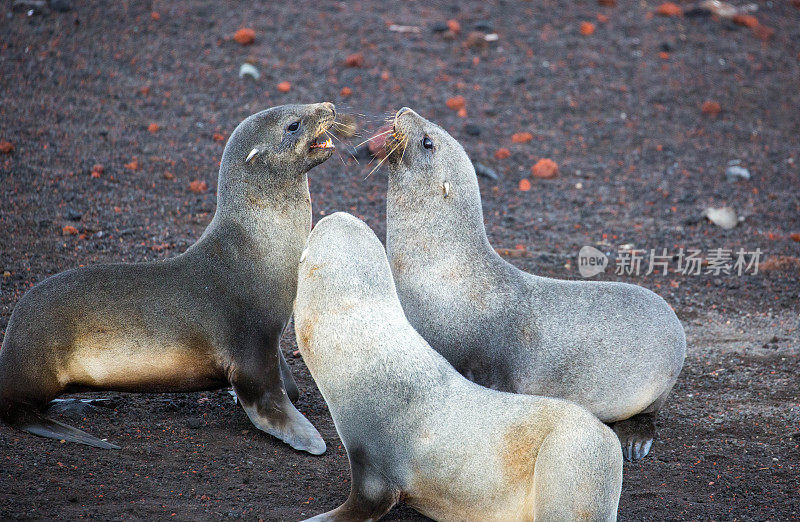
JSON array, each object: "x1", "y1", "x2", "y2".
[
  {"x1": 245, "y1": 148, "x2": 260, "y2": 163},
  {"x1": 443, "y1": 181, "x2": 450, "y2": 198},
  {"x1": 299, "y1": 248, "x2": 309, "y2": 263}
]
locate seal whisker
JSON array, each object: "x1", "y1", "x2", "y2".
[
  {"x1": 364, "y1": 139, "x2": 402, "y2": 180},
  {"x1": 353, "y1": 129, "x2": 392, "y2": 150}
]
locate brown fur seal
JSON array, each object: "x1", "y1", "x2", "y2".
[
  {"x1": 294, "y1": 212, "x2": 623, "y2": 521},
  {"x1": 0, "y1": 103, "x2": 336, "y2": 454},
  {"x1": 384, "y1": 107, "x2": 686, "y2": 461}
]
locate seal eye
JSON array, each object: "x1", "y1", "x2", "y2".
[
  {"x1": 287, "y1": 121, "x2": 301, "y2": 133},
  {"x1": 422, "y1": 136, "x2": 434, "y2": 150}
]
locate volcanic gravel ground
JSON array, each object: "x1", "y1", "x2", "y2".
[{"x1": 1, "y1": 1, "x2": 798, "y2": 520}]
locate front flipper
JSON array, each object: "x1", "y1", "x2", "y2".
[
  {"x1": 612, "y1": 412, "x2": 656, "y2": 461},
  {"x1": 303, "y1": 446, "x2": 399, "y2": 521},
  {"x1": 238, "y1": 391, "x2": 326, "y2": 455}
]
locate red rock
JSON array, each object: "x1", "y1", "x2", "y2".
[
  {"x1": 511, "y1": 132, "x2": 533, "y2": 143},
  {"x1": 580, "y1": 22, "x2": 596, "y2": 35},
  {"x1": 659, "y1": 51, "x2": 670, "y2": 59},
  {"x1": 519, "y1": 178, "x2": 532, "y2": 191},
  {"x1": 62, "y1": 225, "x2": 78, "y2": 236},
  {"x1": 277, "y1": 81, "x2": 291, "y2": 93},
  {"x1": 732, "y1": 14, "x2": 759, "y2": 28},
  {"x1": 531, "y1": 158, "x2": 559, "y2": 179},
  {"x1": 345, "y1": 53, "x2": 364, "y2": 68},
  {"x1": 656, "y1": 2, "x2": 682, "y2": 16},
  {"x1": 150, "y1": 11, "x2": 160, "y2": 21},
  {"x1": 597, "y1": 14, "x2": 610, "y2": 23},
  {"x1": 457, "y1": 107, "x2": 467, "y2": 118},
  {"x1": 124, "y1": 158, "x2": 139, "y2": 170},
  {"x1": 494, "y1": 148, "x2": 511, "y2": 159},
  {"x1": 164, "y1": 171, "x2": 175, "y2": 180},
  {"x1": 446, "y1": 19, "x2": 461, "y2": 34},
  {"x1": 701, "y1": 100, "x2": 721, "y2": 115},
  {"x1": 233, "y1": 28, "x2": 256, "y2": 46},
  {"x1": 90, "y1": 164, "x2": 104, "y2": 178},
  {"x1": 340, "y1": 86, "x2": 352, "y2": 97},
  {"x1": 464, "y1": 32, "x2": 488, "y2": 50},
  {"x1": 0, "y1": 141, "x2": 14, "y2": 154},
  {"x1": 598, "y1": 0, "x2": 616, "y2": 5},
  {"x1": 189, "y1": 180, "x2": 208, "y2": 193},
  {"x1": 790, "y1": 233, "x2": 800, "y2": 242},
  {"x1": 213, "y1": 132, "x2": 225, "y2": 142},
  {"x1": 446, "y1": 96, "x2": 466, "y2": 111},
  {"x1": 148, "y1": 123, "x2": 160, "y2": 133}
]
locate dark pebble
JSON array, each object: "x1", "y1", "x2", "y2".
[
  {"x1": 431, "y1": 22, "x2": 448, "y2": 33},
  {"x1": 49, "y1": 0, "x2": 72, "y2": 12},
  {"x1": 473, "y1": 162, "x2": 499, "y2": 180},
  {"x1": 65, "y1": 208, "x2": 82, "y2": 221},
  {"x1": 187, "y1": 418, "x2": 203, "y2": 429},
  {"x1": 474, "y1": 20, "x2": 493, "y2": 31},
  {"x1": 513, "y1": 75, "x2": 527, "y2": 85},
  {"x1": 464, "y1": 123, "x2": 481, "y2": 136},
  {"x1": 660, "y1": 42, "x2": 673, "y2": 52}
]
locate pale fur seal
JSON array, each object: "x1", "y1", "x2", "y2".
[
  {"x1": 0, "y1": 103, "x2": 337, "y2": 454},
  {"x1": 295, "y1": 212, "x2": 622, "y2": 521},
  {"x1": 384, "y1": 107, "x2": 686, "y2": 461}
]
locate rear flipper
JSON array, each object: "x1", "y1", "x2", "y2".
[
  {"x1": 612, "y1": 412, "x2": 656, "y2": 461},
  {"x1": 8, "y1": 408, "x2": 120, "y2": 450}
]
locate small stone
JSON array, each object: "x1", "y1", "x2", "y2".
[
  {"x1": 49, "y1": 0, "x2": 72, "y2": 12},
  {"x1": 340, "y1": 86, "x2": 352, "y2": 97},
  {"x1": 233, "y1": 28, "x2": 256, "y2": 46},
  {"x1": 124, "y1": 158, "x2": 139, "y2": 170},
  {"x1": 703, "y1": 207, "x2": 738, "y2": 229},
  {"x1": 446, "y1": 19, "x2": 461, "y2": 34},
  {"x1": 345, "y1": 53, "x2": 364, "y2": 68},
  {"x1": 65, "y1": 208, "x2": 82, "y2": 221},
  {"x1": 446, "y1": 96, "x2": 466, "y2": 111},
  {"x1": 464, "y1": 31, "x2": 488, "y2": 50},
  {"x1": 213, "y1": 132, "x2": 226, "y2": 142},
  {"x1": 725, "y1": 165, "x2": 750, "y2": 182},
  {"x1": 701, "y1": 100, "x2": 721, "y2": 115},
  {"x1": 474, "y1": 20, "x2": 493, "y2": 31},
  {"x1": 431, "y1": 22, "x2": 449, "y2": 33},
  {"x1": 511, "y1": 132, "x2": 533, "y2": 143},
  {"x1": 732, "y1": 14, "x2": 758, "y2": 28},
  {"x1": 147, "y1": 122, "x2": 160, "y2": 133},
  {"x1": 579, "y1": 22, "x2": 596, "y2": 36},
  {"x1": 3, "y1": 271, "x2": 11, "y2": 278},
  {"x1": 187, "y1": 418, "x2": 203, "y2": 429},
  {"x1": 751, "y1": 24, "x2": 774, "y2": 41},
  {"x1": 277, "y1": 81, "x2": 291, "y2": 93},
  {"x1": 656, "y1": 2, "x2": 683, "y2": 16},
  {"x1": 519, "y1": 178, "x2": 532, "y2": 191},
  {"x1": 474, "y1": 162, "x2": 498, "y2": 180},
  {"x1": 494, "y1": 148, "x2": 511, "y2": 160},
  {"x1": 0, "y1": 141, "x2": 14, "y2": 154},
  {"x1": 464, "y1": 124, "x2": 481, "y2": 136},
  {"x1": 62, "y1": 225, "x2": 79, "y2": 236},
  {"x1": 531, "y1": 158, "x2": 559, "y2": 179},
  {"x1": 598, "y1": 0, "x2": 616, "y2": 5},
  {"x1": 238, "y1": 63, "x2": 260, "y2": 80},
  {"x1": 513, "y1": 76, "x2": 526, "y2": 85},
  {"x1": 189, "y1": 180, "x2": 208, "y2": 193}
]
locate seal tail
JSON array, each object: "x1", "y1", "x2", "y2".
[{"x1": 4, "y1": 407, "x2": 120, "y2": 450}]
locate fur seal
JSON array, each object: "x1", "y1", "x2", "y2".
[
  {"x1": 294, "y1": 212, "x2": 623, "y2": 521},
  {"x1": 0, "y1": 103, "x2": 337, "y2": 454},
  {"x1": 384, "y1": 107, "x2": 686, "y2": 461}
]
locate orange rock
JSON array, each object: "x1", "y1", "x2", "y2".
[
  {"x1": 233, "y1": 28, "x2": 256, "y2": 46},
  {"x1": 148, "y1": 123, "x2": 160, "y2": 133},
  {"x1": 277, "y1": 81, "x2": 291, "y2": 93},
  {"x1": 457, "y1": 107, "x2": 467, "y2": 118},
  {"x1": 597, "y1": 14, "x2": 610, "y2": 23},
  {"x1": 732, "y1": 14, "x2": 759, "y2": 28},
  {"x1": 164, "y1": 171, "x2": 175, "y2": 180},
  {"x1": 139, "y1": 85, "x2": 151, "y2": 96},
  {"x1": 656, "y1": 2, "x2": 682, "y2": 16},
  {"x1": 494, "y1": 148, "x2": 511, "y2": 159},
  {"x1": 345, "y1": 53, "x2": 364, "y2": 67},
  {"x1": 580, "y1": 22, "x2": 596, "y2": 35},
  {"x1": 340, "y1": 86, "x2": 352, "y2": 97},
  {"x1": 90, "y1": 164, "x2": 104, "y2": 178},
  {"x1": 0, "y1": 141, "x2": 14, "y2": 154},
  {"x1": 531, "y1": 158, "x2": 559, "y2": 179},
  {"x1": 447, "y1": 19, "x2": 461, "y2": 34},
  {"x1": 189, "y1": 180, "x2": 208, "y2": 193},
  {"x1": 598, "y1": 0, "x2": 616, "y2": 5},
  {"x1": 150, "y1": 11, "x2": 160, "y2": 21},
  {"x1": 124, "y1": 158, "x2": 139, "y2": 170},
  {"x1": 659, "y1": 51, "x2": 670, "y2": 59},
  {"x1": 213, "y1": 132, "x2": 226, "y2": 142},
  {"x1": 518, "y1": 178, "x2": 532, "y2": 191},
  {"x1": 790, "y1": 233, "x2": 800, "y2": 242},
  {"x1": 511, "y1": 132, "x2": 533, "y2": 143},
  {"x1": 446, "y1": 96, "x2": 466, "y2": 111},
  {"x1": 62, "y1": 225, "x2": 79, "y2": 236},
  {"x1": 701, "y1": 100, "x2": 721, "y2": 115}
]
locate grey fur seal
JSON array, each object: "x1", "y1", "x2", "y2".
[
  {"x1": 384, "y1": 107, "x2": 686, "y2": 461},
  {"x1": 294, "y1": 212, "x2": 623, "y2": 521},
  {"x1": 0, "y1": 103, "x2": 336, "y2": 454}
]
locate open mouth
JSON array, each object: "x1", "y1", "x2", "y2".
[{"x1": 309, "y1": 135, "x2": 334, "y2": 151}]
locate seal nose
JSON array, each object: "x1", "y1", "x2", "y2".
[
  {"x1": 322, "y1": 102, "x2": 336, "y2": 118},
  {"x1": 396, "y1": 107, "x2": 412, "y2": 119}
]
